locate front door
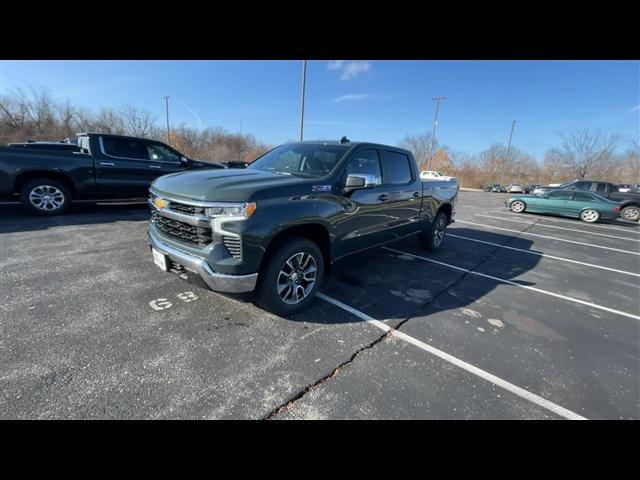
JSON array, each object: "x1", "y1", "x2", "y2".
[
  {"x1": 332, "y1": 148, "x2": 390, "y2": 258},
  {"x1": 95, "y1": 136, "x2": 159, "y2": 197}
]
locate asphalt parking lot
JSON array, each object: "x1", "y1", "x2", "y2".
[{"x1": 1, "y1": 191, "x2": 639, "y2": 419}]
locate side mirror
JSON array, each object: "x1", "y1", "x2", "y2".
[
  {"x1": 180, "y1": 156, "x2": 189, "y2": 164},
  {"x1": 345, "y1": 174, "x2": 366, "y2": 189}
]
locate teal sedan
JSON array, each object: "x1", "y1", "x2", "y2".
[{"x1": 505, "y1": 189, "x2": 622, "y2": 223}]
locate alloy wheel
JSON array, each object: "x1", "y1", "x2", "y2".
[
  {"x1": 29, "y1": 185, "x2": 65, "y2": 211},
  {"x1": 276, "y1": 252, "x2": 317, "y2": 305}
]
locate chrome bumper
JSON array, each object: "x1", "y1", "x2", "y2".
[{"x1": 147, "y1": 229, "x2": 258, "y2": 293}]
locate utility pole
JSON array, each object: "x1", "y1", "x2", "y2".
[
  {"x1": 500, "y1": 120, "x2": 517, "y2": 185},
  {"x1": 299, "y1": 60, "x2": 307, "y2": 141},
  {"x1": 426, "y1": 96, "x2": 446, "y2": 170},
  {"x1": 164, "y1": 96, "x2": 170, "y2": 144}
]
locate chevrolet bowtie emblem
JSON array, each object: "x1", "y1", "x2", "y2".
[{"x1": 154, "y1": 197, "x2": 168, "y2": 209}]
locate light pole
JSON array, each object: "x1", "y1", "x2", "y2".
[
  {"x1": 299, "y1": 60, "x2": 307, "y2": 141},
  {"x1": 500, "y1": 120, "x2": 517, "y2": 185},
  {"x1": 426, "y1": 96, "x2": 446, "y2": 170},
  {"x1": 164, "y1": 96, "x2": 170, "y2": 144}
]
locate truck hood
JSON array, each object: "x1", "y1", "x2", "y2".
[{"x1": 150, "y1": 168, "x2": 310, "y2": 202}]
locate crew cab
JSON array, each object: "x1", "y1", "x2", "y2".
[
  {"x1": 535, "y1": 180, "x2": 640, "y2": 222},
  {"x1": 0, "y1": 133, "x2": 223, "y2": 215},
  {"x1": 147, "y1": 139, "x2": 458, "y2": 316}
]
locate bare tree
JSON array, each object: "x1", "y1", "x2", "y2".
[
  {"x1": 556, "y1": 129, "x2": 623, "y2": 179},
  {"x1": 399, "y1": 132, "x2": 438, "y2": 171}
]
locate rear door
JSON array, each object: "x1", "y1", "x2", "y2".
[
  {"x1": 566, "y1": 191, "x2": 597, "y2": 216},
  {"x1": 95, "y1": 136, "x2": 160, "y2": 197},
  {"x1": 379, "y1": 149, "x2": 423, "y2": 236}
]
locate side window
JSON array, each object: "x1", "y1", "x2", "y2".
[
  {"x1": 573, "y1": 192, "x2": 595, "y2": 202},
  {"x1": 569, "y1": 181, "x2": 590, "y2": 191},
  {"x1": 102, "y1": 137, "x2": 149, "y2": 160},
  {"x1": 547, "y1": 191, "x2": 575, "y2": 200},
  {"x1": 147, "y1": 143, "x2": 181, "y2": 163},
  {"x1": 595, "y1": 183, "x2": 607, "y2": 193},
  {"x1": 383, "y1": 150, "x2": 412, "y2": 185},
  {"x1": 344, "y1": 149, "x2": 382, "y2": 185}
]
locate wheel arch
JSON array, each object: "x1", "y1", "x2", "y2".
[
  {"x1": 262, "y1": 223, "x2": 331, "y2": 273},
  {"x1": 14, "y1": 171, "x2": 77, "y2": 196}
]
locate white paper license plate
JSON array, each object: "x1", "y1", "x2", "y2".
[{"x1": 152, "y1": 248, "x2": 167, "y2": 271}]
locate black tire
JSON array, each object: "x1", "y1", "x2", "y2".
[
  {"x1": 620, "y1": 205, "x2": 640, "y2": 222},
  {"x1": 419, "y1": 211, "x2": 448, "y2": 252},
  {"x1": 254, "y1": 237, "x2": 324, "y2": 316},
  {"x1": 19, "y1": 178, "x2": 72, "y2": 215}
]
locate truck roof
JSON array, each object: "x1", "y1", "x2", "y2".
[{"x1": 292, "y1": 140, "x2": 412, "y2": 154}]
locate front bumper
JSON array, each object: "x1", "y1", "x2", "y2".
[{"x1": 148, "y1": 229, "x2": 258, "y2": 293}]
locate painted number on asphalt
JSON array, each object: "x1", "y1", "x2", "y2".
[
  {"x1": 177, "y1": 291, "x2": 198, "y2": 303},
  {"x1": 149, "y1": 298, "x2": 173, "y2": 311}
]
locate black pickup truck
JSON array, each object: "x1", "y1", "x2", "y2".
[
  {"x1": 536, "y1": 180, "x2": 640, "y2": 221},
  {"x1": 147, "y1": 139, "x2": 458, "y2": 315},
  {"x1": 0, "y1": 133, "x2": 222, "y2": 215}
]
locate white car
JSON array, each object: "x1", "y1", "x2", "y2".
[{"x1": 420, "y1": 170, "x2": 455, "y2": 181}]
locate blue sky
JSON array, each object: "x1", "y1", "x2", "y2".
[{"x1": 1, "y1": 60, "x2": 638, "y2": 160}]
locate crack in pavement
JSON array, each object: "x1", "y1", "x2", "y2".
[{"x1": 264, "y1": 219, "x2": 541, "y2": 420}]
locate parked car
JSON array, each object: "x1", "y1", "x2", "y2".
[
  {"x1": 485, "y1": 184, "x2": 507, "y2": 193},
  {"x1": 534, "y1": 180, "x2": 640, "y2": 222},
  {"x1": 420, "y1": 170, "x2": 455, "y2": 181},
  {"x1": 617, "y1": 184, "x2": 633, "y2": 193},
  {"x1": 507, "y1": 184, "x2": 524, "y2": 193},
  {"x1": 506, "y1": 190, "x2": 622, "y2": 223},
  {"x1": 147, "y1": 139, "x2": 458, "y2": 315},
  {"x1": 0, "y1": 132, "x2": 223, "y2": 215},
  {"x1": 524, "y1": 184, "x2": 540, "y2": 194}
]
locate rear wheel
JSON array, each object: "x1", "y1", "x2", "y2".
[
  {"x1": 621, "y1": 205, "x2": 640, "y2": 222},
  {"x1": 510, "y1": 200, "x2": 526, "y2": 213},
  {"x1": 19, "y1": 178, "x2": 72, "y2": 215},
  {"x1": 419, "y1": 211, "x2": 448, "y2": 251},
  {"x1": 580, "y1": 209, "x2": 600, "y2": 223},
  {"x1": 254, "y1": 237, "x2": 324, "y2": 316}
]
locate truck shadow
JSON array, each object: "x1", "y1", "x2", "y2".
[
  {"x1": 0, "y1": 203, "x2": 150, "y2": 234},
  {"x1": 293, "y1": 228, "x2": 543, "y2": 324}
]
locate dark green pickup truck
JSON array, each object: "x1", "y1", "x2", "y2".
[{"x1": 147, "y1": 139, "x2": 458, "y2": 315}]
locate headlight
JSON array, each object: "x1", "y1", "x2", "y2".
[{"x1": 205, "y1": 202, "x2": 256, "y2": 219}]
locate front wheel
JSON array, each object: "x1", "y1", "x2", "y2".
[
  {"x1": 580, "y1": 209, "x2": 600, "y2": 223},
  {"x1": 419, "y1": 211, "x2": 448, "y2": 251},
  {"x1": 510, "y1": 200, "x2": 526, "y2": 213},
  {"x1": 19, "y1": 178, "x2": 72, "y2": 215},
  {"x1": 620, "y1": 205, "x2": 640, "y2": 222},
  {"x1": 254, "y1": 237, "x2": 324, "y2": 316}
]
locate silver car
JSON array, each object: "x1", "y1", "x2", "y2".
[{"x1": 507, "y1": 184, "x2": 524, "y2": 193}]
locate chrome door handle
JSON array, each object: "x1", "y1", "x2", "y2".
[
  {"x1": 149, "y1": 165, "x2": 162, "y2": 169},
  {"x1": 99, "y1": 162, "x2": 115, "y2": 166}
]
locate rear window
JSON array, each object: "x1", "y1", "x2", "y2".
[
  {"x1": 102, "y1": 137, "x2": 149, "y2": 160},
  {"x1": 573, "y1": 192, "x2": 595, "y2": 202},
  {"x1": 383, "y1": 150, "x2": 412, "y2": 185},
  {"x1": 547, "y1": 190, "x2": 575, "y2": 200}
]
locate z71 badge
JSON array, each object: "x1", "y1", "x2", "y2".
[{"x1": 312, "y1": 185, "x2": 332, "y2": 192}]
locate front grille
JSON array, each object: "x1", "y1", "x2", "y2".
[
  {"x1": 168, "y1": 202, "x2": 206, "y2": 216},
  {"x1": 223, "y1": 236, "x2": 242, "y2": 259},
  {"x1": 151, "y1": 211, "x2": 212, "y2": 247}
]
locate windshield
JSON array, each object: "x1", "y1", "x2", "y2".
[{"x1": 248, "y1": 143, "x2": 350, "y2": 178}]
